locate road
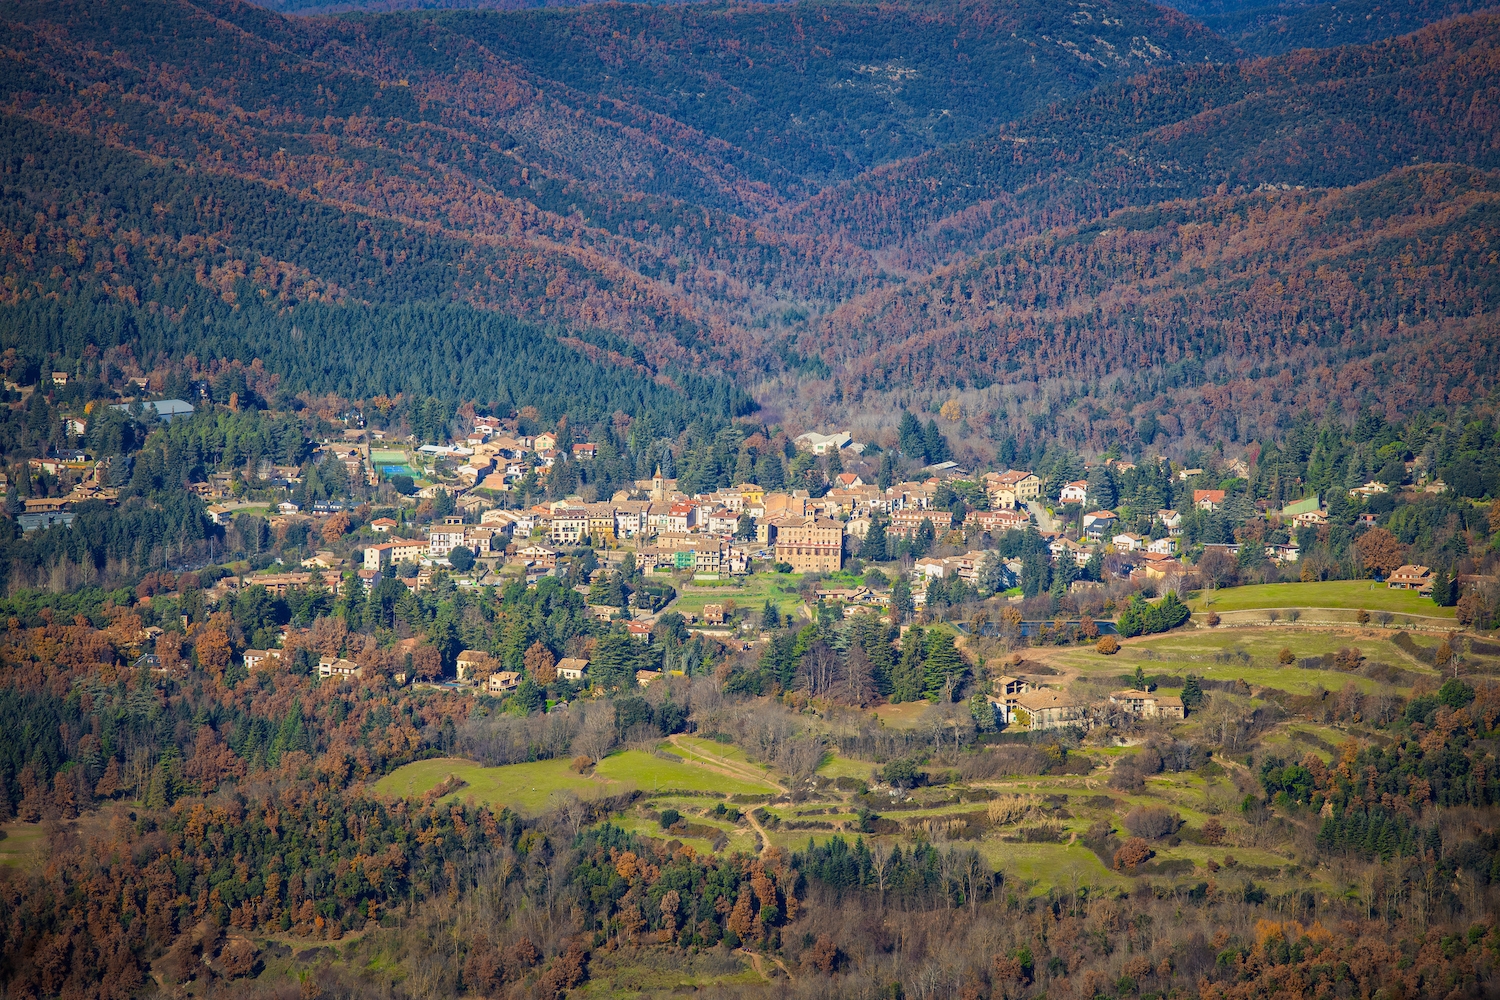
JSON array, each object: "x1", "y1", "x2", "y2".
[{"x1": 1026, "y1": 500, "x2": 1061, "y2": 533}]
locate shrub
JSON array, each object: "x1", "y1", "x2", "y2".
[
  {"x1": 1356, "y1": 608, "x2": 1370, "y2": 625},
  {"x1": 569, "y1": 755, "x2": 594, "y2": 773},
  {"x1": 1277, "y1": 647, "x2": 1295, "y2": 665},
  {"x1": 882, "y1": 757, "x2": 921, "y2": 788},
  {"x1": 1097, "y1": 635, "x2": 1120, "y2": 655},
  {"x1": 658, "y1": 808, "x2": 682, "y2": 829},
  {"x1": 1438, "y1": 678, "x2": 1475, "y2": 708},
  {"x1": 1205, "y1": 611, "x2": 1221, "y2": 627},
  {"x1": 1202, "y1": 818, "x2": 1225, "y2": 845},
  {"x1": 1114, "y1": 837, "x2": 1153, "y2": 871},
  {"x1": 1019, "y1": 818, "x2": 1065, "y2": 843},
  {"x1": 987, "y1": 794, "x2": 1040, "y2": 826},
  {"x1": 1123, "y1": 806, "x2": 1180, "y2": 840},
  {"x1": 1333, "y1": 647, "x2": 1363, "y2": 670}
]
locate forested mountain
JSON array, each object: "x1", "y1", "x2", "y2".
[
  {"x1": 799, "y1": 13, "x2": 1500, "y2": 261},
  {"x1": 813, "y1": 164, "x2": 1500, "y2": 454},
  {"x1": 0, "y1": 0, "x2": 1497, "y2": 455},
  {"x1": 424, "y1": 0, "x2": 1232, "y2": 186},
  {"x1": 1161, "y1": 0, "x2": 1496, "y2": 55},
  {"x1": 263, "y1": 0, "x2": 1496, "y2": 56}
]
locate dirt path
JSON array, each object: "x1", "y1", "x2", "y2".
[
  {"x1": 666, "y1": 735, "x2": 786, "y2": 793},
  {"x1": 665, "y1": 735, "x2": 783, "y2": 855},
  {"x1": 742, "y1": 806, "x2": 772, "y2": 856},
  {"x1": 736, "y1": 948, "x2": 794, "y2": 983}
]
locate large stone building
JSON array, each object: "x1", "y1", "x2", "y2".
[{"x1": 773, "y1": 516, "x2": 844, "y2": 573}]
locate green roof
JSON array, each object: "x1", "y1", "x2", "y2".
[{"x1": 1281, "y1": 495, "x2": 1321, "y2": 517}]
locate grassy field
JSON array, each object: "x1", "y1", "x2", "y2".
[
  {"x1": 1260, "y1": 722, "x2": 1352, "y2": 763},
  {"x1": 375, "y1": 619, "x2": 1425, "y2": 897},
  {"x1": 977, "y1": 840, "x2": 1127, "y2": 894},
  {"x1": 815, "y1": 753, "x2": 872, "y2": 781},
  {"x1": 577, "y1": 947, "x2": 760, "y2": 995},
  {"x1": 869, "y1": 701, "x2": 936, "y2": 729},
  {"x1": 614, "y1": 816, "x2": 724, "y2": 856},
  {"x1": 374, "y1": 750, "x2": 778, "y2": 815},
  {"x1": 1045, "y1": 627, "x2": 1440, "y2": 695},
  {"x1": 372, "y1": 757, "x2": 604, "y2": 814},
  {"x1": 595, "y1": 751, "x2": 777, "y2": 796},
  {"x1": 1190, "y1": 581, "x2": 1453, "y2": 617},
  {"x1": 0, "y1": 822, "x2": 46, "y2": 869},
  {"x1": 670, "y1": 572, "x2": 805, "y2": 619}
]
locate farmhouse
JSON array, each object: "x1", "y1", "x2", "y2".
[
  {"x1": 1010, "y1": 689, "x2": 1087, "y2": 731},
  {"x1": 1387, "y1": 564, "x2": 1434, "y2": 592},
  {"x1": 1109, "y1": 689, "x2": 1187, "y2": 720}
]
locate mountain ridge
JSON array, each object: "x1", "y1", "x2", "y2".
[{"x1": 0, "y1": 0, "x2": 1496, "y2": 453}]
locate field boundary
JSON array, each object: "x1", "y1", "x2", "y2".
[{"x1": 1192, "y1": 609, "x2": 1457, "y2": 633}]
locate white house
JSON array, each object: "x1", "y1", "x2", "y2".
[
  {"x1": 1146, "y1": 536, "x2": 1176, "y2": 555},
  {"x1": 318, "y1": 657, "x2": 361, "y2": 679},
  {"x1": 794, "y1": 431, "x2": 852, "y2": 455},
  {"x1": 556, "y1": 658, "x2": 589, "y2": 682}
]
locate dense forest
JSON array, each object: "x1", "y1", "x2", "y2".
[{"x1": 0, "y1": 0, "x2": 1495, "y2": 457}]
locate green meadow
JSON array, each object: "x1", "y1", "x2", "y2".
[
  {"x1": 374, "y1": 749, "x2": 778, "y2": 816},
  {"x1": 1190, "y1": 580, "x2": 1453, "y2": 617}
]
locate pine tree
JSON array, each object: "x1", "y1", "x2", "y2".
[
  {"x1": 859, "y1": 518, "x2": 888, "y2": 561},
  {"x1": 1086, "y1": 464, "x2": 1117, "y2": 509},
  {"x1": 890, "y1": 576, "x2": 913, "y2": 623},
  {"x1": 891, "y1": 628, "x2": 925, "y2": 703},
  {"x1": 897, "y1": 412, "x2": 924, "y2": 458},
  {"x1": 922, "y1": 419, "x2": 950, "y2": 464},
  {"x1": 1181, "y1": 674, "x2": 1204, "y2": 711},
  {"x1": 922, "y1": 631, "x2": 965, "y2": 702},
  {"x1": 913, "y1": 517, "x2": 936, "y2": 556},
  {"x1": 754, "y1": 452, "x2": 785, "y2": 489},
  {"x1": 591, "y1": 626, "x2": 646, "y2": 691}
]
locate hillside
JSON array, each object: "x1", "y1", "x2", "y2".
[
  {"x1": 765, "y1": 13, "x2": 1500, "y2": 443},
  {"x1": 427, "y1": 0, "x2": 1233, "y2": 187},
  {"x1": 0, "y1": 0, "x2": 1236, "y2": 392},
  {"x1": 807, "y1": 165, "x2": 1500, "y2": 453},
  {"x1": 0, "y1": 0, "x2": 1497, "y2": 452},
  {"x1": 797, "y1": 12, "x2": 1500, "y2": 260},
  {"x1": 1165, "y1": 0, "x2": 1498, "y2": 54}
]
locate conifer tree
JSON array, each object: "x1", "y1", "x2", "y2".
[{"x1": 891, "y1": 627, "x2": 925, "y2": 703}]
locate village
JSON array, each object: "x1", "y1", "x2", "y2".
[{"x1": 21, "y1": 402, "x2": 1443, "y2": 734}]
